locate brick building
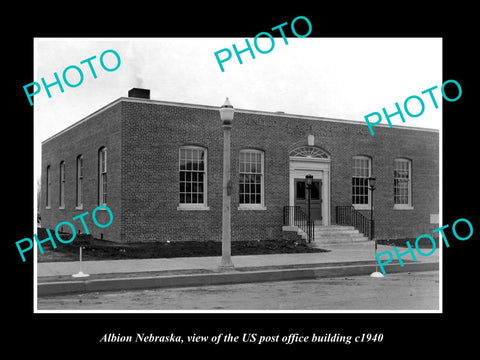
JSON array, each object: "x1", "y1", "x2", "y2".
[{"x1": 40, "y1": 88, "x2": 439, "y2": 244}]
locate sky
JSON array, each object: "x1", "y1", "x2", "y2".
[{"x1": 33, "y1": 37, "x2": 442, "y2": 184}]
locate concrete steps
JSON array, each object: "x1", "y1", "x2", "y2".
[
  {"x1": 282, "y1": 224, "x2": 371, "y2": 246},
  {"x1": 311, "y1": 225, "x2": 370, "y2": 246},
  {"x1": 281, "y1": 225, "x2": 309, "y2": 242}
]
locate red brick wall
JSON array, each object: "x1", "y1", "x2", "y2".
[
  {"x1": 41, "y1": 98, "x2": 439, "y2": 244},
  {"x1": 326, "y1": 122, "x2": 439, "y2": 239},
  {"x1": 121, "y1": 100, "x2": 439, "y2": 243},
  {"x1": 40, "y1": 102, "x2": 122, "y2": 242},
  {"x1": 121, "y1": 102, "x2": 225, "y2": 243}
]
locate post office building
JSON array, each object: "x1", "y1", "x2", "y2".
[{"x1": 40, "y1": 88, "x2": 439, "y2": 244}]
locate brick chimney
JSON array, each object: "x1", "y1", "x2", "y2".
[{"x1": 128, "y1": 88, "x2": 150, "y2": 99}]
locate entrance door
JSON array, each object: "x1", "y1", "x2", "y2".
[{"x1": 294, "y1": 178, "x2": 322, "y2": 221}]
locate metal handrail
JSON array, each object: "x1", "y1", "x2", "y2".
[
  {"x1": 335, "y1": 205, "x2": 373, "y2": 239},
  {"x1": 283, "y1": 206, "x2": 314, "y2": 243}
]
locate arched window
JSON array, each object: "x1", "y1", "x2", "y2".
[
  {"x1": 46, "y1": 165, "x2": 51, "y2": 208},
  {"x1": 178, "y1": 146, "x2": 207, "y2": 207},
  {"x1": 76, "y1": 155, "x2": 83, "y2": 208},
  {"x1": 352, "y1": 156, "x2": 372, "y2": 209},
  {"x1": 289, "y1": 146, "x2": 330, "y2": 159},
  {"x1": 394, "y1": 158, "x2": 413, "y2": 209},
  {"x1": 98, "y1": 147, "x2": 107, "y2": 205},
  {"x1": 59, "y1": 161, "x2": 65, "y2": 208},
  {"x1": 239, "y1": 149, "x2": 265, "y2": 208}
]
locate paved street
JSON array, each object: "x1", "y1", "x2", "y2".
[{"x1": 37, "y1": 271, "x2": 439, "y2": 311}]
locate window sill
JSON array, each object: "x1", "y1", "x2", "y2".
[
  {"x1": 177, "y1": 205, "x2": 210, "y2": 211},
  {"x1": 75, "y1": 205, "x2": 84, "y2": 210},
  {"x1": 59, "y1": 206, "x2": 65, "y2": 210},
  {"x1": 45, "y1": 206, "x2": 51, "y2": 210},
  {"x1": 352, "y1": 204, "x2": 371, "y2": 211},
  {"x1": 394, "y1": 205, "x2": 414, "y2": 210},
  {"x1": 238, "y1": 205, "x2": 267, "y2": 210}
]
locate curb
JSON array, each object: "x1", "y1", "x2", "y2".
[{"x1": 37, "y1": 261, "x2": 439, "y2": 296}]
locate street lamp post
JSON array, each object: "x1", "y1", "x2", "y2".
[
  {"x1": 219, "y1": 97, "x2": 235, "y2": 270},
  {"x1": 305, "y1": 174, "x2": 313, "y2": 243},
  {"x1": 368, "y1": 177, "x2": 383, "y2": 278}
]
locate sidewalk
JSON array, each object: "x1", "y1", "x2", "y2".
[{"x1": 37, "y1": 242, "x2": 440, "y2": 296}]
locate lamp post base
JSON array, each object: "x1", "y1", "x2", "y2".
[
  {"x1": 72, "y1": 271, "x2": 90, "y2": 278},
  {"x1": 218, "y1": 266, "x2": 235, "y2": 272},
  {"x1": 370, "y1": 271, "x2": 384, "y2": 278},
  {"x1": 218, "y1": 257, "x2": 235, "y2": 271}
]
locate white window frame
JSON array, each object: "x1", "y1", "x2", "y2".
[
  {"x1": 59, "y1": 161, "x2": 65, "y2": 209},
  {"x1": 46, "y1": 165, "x2": 51, "y2": 209},
  {"x1": 352, "y1": 156, "x2": 371, "y2": 210},
  {"x1": 76, "y1": 155, "x2": 83, "y2": 209},
  {"x1": 177, "y1": 146, "x2": 209, "y2": 211},
  {"x1": 99, "y1": 147, "x2": 107, "y2": 206},
  {"x1": 238, "y1": 149, "x2": 266, "y2": 210},
  {"x1": 393, "y1": 158, "x2": 413, "y2": 210}
]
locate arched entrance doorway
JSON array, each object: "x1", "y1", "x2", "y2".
[{"x1": 289, "y1": 145, "x2": 331, "y2": 226}]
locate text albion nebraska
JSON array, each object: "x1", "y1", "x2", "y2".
[{"x1": 99, "y1": 333, "x2": 183, "y2": 343}]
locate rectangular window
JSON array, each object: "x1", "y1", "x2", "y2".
[
  {"x1": 46, "y1": 166, "x2": 51, "y2": 208},
  {"x1": 352, "y1": 156, "x2": 371, "y2": 208},
  {"x1": 296, "y1": 181, "x2": 305, "y2": 200},
  {"x1": 239, "y1": 150, "x2": 264, "y2": 207},
  {"x1": 311, "y1": 181, "x2": 320, "y2": 200},
  {"x1": 59, "y1": 161, "x2": 65, "y2": 208},
  {"x1": 76, "y1": 156, "x2": 83, "y2": 208},
  {"x1": 179, "y1": 147, "x2": 206, "y2": 206},
  {"x1": 99, "y1": 148, "x2": 107, "y2": 205},
  {"x1": 296, "y1": 180, "x2": 320, "y2": 200},
  {"x1": 394, "y1": 159, "x2": 412, "y2": 208}
]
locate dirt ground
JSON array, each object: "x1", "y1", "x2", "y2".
[{"x1": 37, "y1": 228, "x2": 328, "y2": 262}]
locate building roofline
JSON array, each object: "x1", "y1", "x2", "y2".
[
  {"x1": 41, "y1": 98, "x2": 124, "y2": 144},
  {"x1": 120, "y1": 97, "x2": 439, "y2": 133},
  {"x1": 41, "y1": 96, "x2": 439, "y2": 144}
]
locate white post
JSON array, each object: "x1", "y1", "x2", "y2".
[
  {"x1": 72, "y1": 246, "x2": 90, "y2": 278},
  {"x1": 369, "y1": 180, "x2": 384, "y2": 278}
]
